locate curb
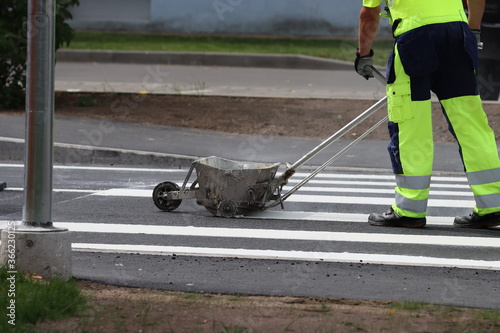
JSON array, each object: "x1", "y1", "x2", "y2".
[
  {"x1": 0, "y1": 138, "x2": 196, "y2": 167},
  {"x1": 1, "y1": 137, "x2": 463, "y2": 175},
  {"x1": 56, "y1": 49, "x2": 354, "y2": 70},
  {"x1": 1, "y1": 138, "x2": 399, "y2": 174}
]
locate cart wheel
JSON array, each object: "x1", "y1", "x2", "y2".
[
  {"x1": 218, "y1": 200, "x2": 238, "y2": 218},
  {"x1": 153, "y1": 181, "x2": 182, "y2": 212}
]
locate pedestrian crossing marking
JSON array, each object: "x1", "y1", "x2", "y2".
[
  {"x1": 87, "y1": 188, "x2": 475, "y2": 208},
  {"x1": 2, "y1": 165, "x2": 495, "y2": 272},
  {"x1": 73, "y1": 243, "x2": 500, "y2": 271},
  {"x1": 244, "y1": 211, "x2": 454, "y2": 225},
  {"x1": 38, "y1": 222, "x2": 500, "y2": 249}
]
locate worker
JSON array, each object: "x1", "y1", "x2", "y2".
[{"x1": 355, "y1": 0, "x2": 500, "y2": 229}]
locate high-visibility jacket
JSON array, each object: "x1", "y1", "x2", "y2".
[{"x1": 363, "y1": 0, "x2": 468, "y2": 35}]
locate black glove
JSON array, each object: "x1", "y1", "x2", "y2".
[
  {"x1": 471, "y1": 29, "x2": 483, "y2": 49},
  {"x1": 355, "y1": 49, "x2": 374, "y2": 80}
]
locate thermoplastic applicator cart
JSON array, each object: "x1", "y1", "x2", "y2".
[{"x1": 153, "y1": 66, "x2": 387, "y2": 218}]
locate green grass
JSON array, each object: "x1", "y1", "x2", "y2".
[
  {"x1": 477, "y1": 310, "x2": 500, "y2": 326},
  {"x1": 390, "y1": 301, "x2": 430, "y2": 311},
  {"x1": 65, "y1": 31, "x2": 393, "y2": 66},
  {"x1": 0, "y1": 266, "x2": 88, "y2": 332}
]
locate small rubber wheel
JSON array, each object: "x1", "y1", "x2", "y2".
[
  {"x1": 152, "y1": 181, "x2": 182, "y2": 212},
  {"x1": 218, "y1": 200, "x2": 238, "y2": 218}
]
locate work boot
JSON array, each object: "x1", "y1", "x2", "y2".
[
  {"x1": 368, "y1": 207, "x2": 426, "y2": 228},
  {"x1": 453, "y1": 211, "x2": 500, "y2": 229}
]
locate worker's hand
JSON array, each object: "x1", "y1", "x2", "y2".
[
  {"x1": 472, "y1": 29, "x2": 483, "y2": 49},
  {"x1": 355, "y1": 49, "x2": 374, "y2": 80}
]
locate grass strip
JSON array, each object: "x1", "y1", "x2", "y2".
[
  {"x1": 0, "y1": 266, "x2": 88, "y2": 332},
  {"x1": 35, "y1": 282, "x2": 500, "y2": 333},
  {"x1": 65, "y1": 31, "x2": 393, "y2": 66}
]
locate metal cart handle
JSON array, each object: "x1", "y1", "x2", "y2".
[
  {"x1": 268, "y1": 66, "x2": 388, "y2": 209},
  {"x1": 287, "y1": 66, "x2": 386, "y2": 173}
]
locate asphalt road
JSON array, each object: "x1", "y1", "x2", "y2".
[
  {"x1": 1, "y1": 56, "x2": 499, "y2": 309},
  {"x1": 1, "y1": 162, "x2": 499, "y2": 309}
]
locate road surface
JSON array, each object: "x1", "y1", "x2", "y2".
[{"x1": 1, "y1": 162, "x2": 499, "y2": 309}]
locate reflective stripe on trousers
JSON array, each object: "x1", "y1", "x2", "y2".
[
  {"x1": 467, "y1": 168, "x2": 500, "y2": 215},
  {"x1": 394, "y1": 175, "x2": 431, "y2": 216}
]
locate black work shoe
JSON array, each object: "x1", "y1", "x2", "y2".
[
  {"x1": 368, "y1": 207, "x2": 426, "y2": 228},
  {"x1": 454, "y1": 211, "x2": 500, "y2": 229}
]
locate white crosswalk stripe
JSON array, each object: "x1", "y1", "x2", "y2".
[
  {"x1": 73, "y1": 243, "x2": 500, "y2": 271},
  {"x1": 2, "y1": 165, "x2": 497, "y2": 271}
]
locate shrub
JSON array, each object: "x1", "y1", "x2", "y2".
[{"x1": 0, "y1": 0, "x2": 80, "y2": 109}]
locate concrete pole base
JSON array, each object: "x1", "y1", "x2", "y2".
[{"x1": 0, "y1": 227, "x2": 72, "y2": 281}]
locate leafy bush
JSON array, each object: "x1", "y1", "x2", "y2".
[{"x1": 0, "y1": 0, "x2": 80, "y2": 109}]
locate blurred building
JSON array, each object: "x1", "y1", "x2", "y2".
[{"x1": 68, "y1": 0, "x2": 391, "y2": 37}]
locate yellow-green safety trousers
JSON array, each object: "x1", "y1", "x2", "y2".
[{"x1": 386, "y1": 21, "x2": 500, "y2": 218}]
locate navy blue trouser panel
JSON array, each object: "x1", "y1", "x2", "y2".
[{"x1": 385, "y1": 21, "x2": 479, "y2": 174}]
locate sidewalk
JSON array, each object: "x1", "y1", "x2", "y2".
[
  {"x1": 0, "y1": 111, "x2": 466, "y2": 173},
  {"x1": 0, "y1": 50, "x2": 466, "y2": 173},
  {"x1": 54, "y1": 50, "x2": 386, "y2": 100}
]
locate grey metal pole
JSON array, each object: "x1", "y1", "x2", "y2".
[
  {"x1": 0, "y1": 0, "x2": 71, "y2": 280},
  {"x1": 23, "y1": 0, "x2": 55, "y2": 227}
]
